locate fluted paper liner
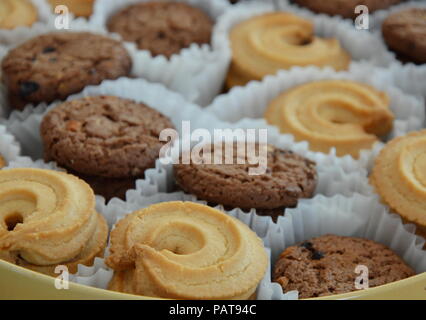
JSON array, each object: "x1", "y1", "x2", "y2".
[
  {"x1": 205, "y1": 65, "x2": 425, "y2": 170},
  {"x1": 0, "y1": 125, "x2": 21, "y2": 164},
  {"x1": 215, "y1": 1, "x2": 396, "y2": 72},
  {"x1": 88, "y1": 0, "x2": 232, "y2": 106},
  {"x1": 0, "y1": 0, "x2": 53, "y2": 45},
  {"x1": 2, "y1": 76, "x2": 369, "y2": 175},
  {"x1": 5, "y1": 156, "x2": 426, "y2": 299},
  {"x1": 369, "y1": 1, "x2": 426, "y2": 98}
]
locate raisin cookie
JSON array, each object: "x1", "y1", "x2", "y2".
[
  {"x1": 107, "y1": 2, "x2": 213, "y2": 58},
  {"x1": 173, "y1": 144, "x2": 317, "y2": 221},
  {"x1": 382, "y1": 8, "x2": 426, "y2": 64},
  {"x1": 1, "y1": 32, "x2": 132, "y2": 110},
  {"x1": 273, "y1": 234, "x2": 415, "y2": 299},
  {"x1": 41, "y1": 95, "x2": 175, "y2": 200}
]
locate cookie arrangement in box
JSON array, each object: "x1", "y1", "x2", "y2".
[{"x1": 0, "y1": 0, "x2": 425, "y2": 300}]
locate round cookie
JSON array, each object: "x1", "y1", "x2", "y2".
[
  {"x1": 0, "y1": 168, "x2": 108, "y2": 277},
  {"x1": 293, "y1": 0, "x2": 403, "y2": 19},
  {"x1": 370, "y1": 130, "x2": 426, "y2": 243},
  {"x1": 106, "y1": 201, "x2": 268, "y2": 300},
  {"x1": 382, "y1": 8, "x2": 426, "y2": 65},
  {"x1": 107, "y1": 2, "x2": 213, "y2": 58},
  {"x1": 273, "y1": 234, "x2": 415, "y2": 299},
  {"x1": 41, "y1": 95, "x2": 175, "y2": 200},
  {"x1": 264, "y1": 80, "x2": 393, "y2": 158},
  {"x1": 1, "y1": 32, "x2": 132, "y2": 110},
  {"x1": 226, "y1": 12, "x2": 350, "y2": 88},
  {"x1": 173, "y1": 144, "x2": 317, "y2": 221},
  {"x1": 0, "y1": 0, "x2": 37, "y2": 29},
  {"x1": 48, "y1": 0, "x2": 94, "y2": 17}
]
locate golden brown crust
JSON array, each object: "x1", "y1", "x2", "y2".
[
  {"x1": 265, "y1": 80, "x2": 393, "y2": 158},
  {"x1": 106, "y1": 201, "x2": 268, "y2": 300},
  {"x1": 226, "y1": 12, "x2": 350, "y2": 88},
  {"x1": 48, "y1": 0, "x2": 94, "y2": 17},
  {"x1": 0, "y1": 168, "x2": 108, "y2": 276},
  {"x1": 371, "y1": 130, "x2": 426, "y2": 230},
  {"x1": 0, "y1": 0, "x2": 37, "y2": 29}
]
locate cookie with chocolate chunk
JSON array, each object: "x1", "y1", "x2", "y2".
[
  {"x1": 107, "y1": 2, "x2": 213, "y2": 58},
  {"x1": 382, "y1": 8, "x2": 426, "y2": 64},
  {"x1": 41, "y1": 95, "x2": 175, "y2": 200},
  {"x1": 1, "y1": 32, "x2": 131, "y2": 110},
  {"x1": 273, "y1": 234, "x2": 415, "y2": 299},
  {"x1": 173, "y1": 144, "x2": 317, "y2": 221}
]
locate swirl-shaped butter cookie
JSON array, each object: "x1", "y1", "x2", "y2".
[
  {"x1": 106, "y1": 202, "x2": 268, "y2": 300},
  {"x1": 226, "y1": 12, "x2": 350, "y2": 88},
  {"x1": 0, "y1": 168, "x2": 108, "y2": 276},
  {"x1": 371, "y1": 130, "x2": 426, "y2": 240},
  {"x1": 0, "y1": 0, "x2": 37, "y2": 29},
  {"x1": 265, "y1": 80, "x2": 394, "y2": 158}
]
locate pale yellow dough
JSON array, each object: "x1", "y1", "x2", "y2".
[{"x1": 106, "y1": 201, "x2": 268, "y2": 300}]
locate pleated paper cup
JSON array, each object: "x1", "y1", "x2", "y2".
[
  {"x1": 205, "y1": 65, "x2": 425, "y2": 170},
  {"x1": 33, "y1": 189, "x2": 426, "y2": 300},
  {"x1": 259, "y1": 193, "x2": 426, "y2": 300},
  {"x1": 0, "y1": 0, "x2": 54, "y2": 45},
  {"x1": 369, "y1": 0, "x2": 426, "y2": 98},
  {"x1": 0, "y1": 124, "x2": 21, "y2": 164},
  {"x1": 1, "y1": 77, "x2": 213, "y2": 160},
  {"x1": 89, "y1": 0, "x2": 232, "y2": 106},
  {"x1": 215, "y1": 0, "x2": 396, "y2": 73}
]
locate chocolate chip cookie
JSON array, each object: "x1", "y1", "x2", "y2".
[
  {"x1": 1, "y1": 32, "x2": 132, "y2": 110},
  {"x1": 173, "y1": 144, "x2": 317, "y2": 221},
  {"x1": 382, "y1": 8, "x2": 426, "y2": 64},
  {"x1": 273, "y1": 235, "x2": 415, "y2": 299},
  {"x1": 293, "y1": 0, "x2": 403, "y2": 19},
  {"x1": 41, "y1": 95, "x2": 175, "y2": 200},
  {"x1": 107, "y1": 2, "x2": 213, "y2": 58}
]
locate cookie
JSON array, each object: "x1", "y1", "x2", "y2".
[
  {"x1": 293, "y1": 0, "x2": 403, "y2": 19},
  {"x1": 106, "y1": 201, "x2": 268, "y2": 299},
  {"x1": 41, "y1": 96, "x2": 175, "y2": 200},
  {"x1": 1, "y1": 32, "x2": 132, "y2": 110},
  {"x1": 273, "y1": 234, "x2": 415, "y2": 299},
  {"x1": 382, "y1": 8, "x2": 426, "y2": 65},
  {"x1": 226, "y1": 12, "x2": 350, "y2": 88},
  {"x1": 0, "y1": 0, "x2": 37, "y2": 29},
  {"x1": 173, "y1": 144, "x2": 317, "y2": 221},
  {"x1": 370, "y1": 130, "x2": 426, "y2": 243},
  {"x1": 0, "y1": 168, "x2": 108, "y2": 276},
  {"x1": 265, "y1": 80, "x2": 393, "y2": 158},
  {"x1": 48, "y1": 0, "x2": 94, "y2": 17},
  {"x1": 107, "y1": 2, "x2": 213, "y2": 58}
]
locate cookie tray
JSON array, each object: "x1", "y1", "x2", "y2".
[{"x1": 1, "y1": 259, "x2": 424, "y2": 300}]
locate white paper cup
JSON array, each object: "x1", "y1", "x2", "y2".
[
  {"x1": 0, "y1": 124, "x2": 21, "y2": 164},
  {"x1": 0, "y1": 0, "x2": 54, "y2": 45},
  {"x1": 369, "y1": 1, "x2": 426, "y2": 98},
  {"x1": 259, "y1": 193, "x2": 426, "y2": 300},
  {"x1": 205, "y1": 65, "x2": 425, "y2": 170},
  {"x1": 215, "y1": 0, "x2": 396, "y2": 73},
  {"x1": 61, "y1": 191, "x2": 426, "y2": 299},
  {"x1": 0, "y1": 77, "x2": 218, "y2": 160},
  {"x1": 88, "y1": 0, "x2": 232, "y2": 106}
]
